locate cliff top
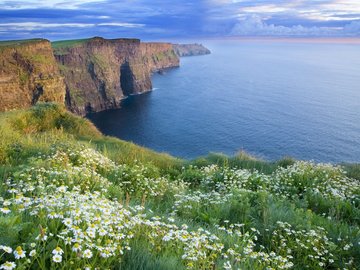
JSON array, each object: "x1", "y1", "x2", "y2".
[
  {"x1": 51, "y1": 38, "x2": 91, "y2": 49},
  {"x1": 52, "y1": 37, "x2": 141, "y2": 49},
  {"x1": 0, "y1": 38, "x2": 49, "y2": 47}
]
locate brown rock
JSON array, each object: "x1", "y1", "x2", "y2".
[{"x1": 0, "y1": 39, "x2": 66, "y2": 112}]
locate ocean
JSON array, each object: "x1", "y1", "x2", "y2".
[{"x1": 87, "y1": 39, "x2": 360, "y2": 162}]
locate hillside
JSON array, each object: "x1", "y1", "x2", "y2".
[{"x1": 0, "y1": 103, "x2": 359, "y2": 270}]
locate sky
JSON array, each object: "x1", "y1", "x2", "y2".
[{"x1": 0, "y1": 0, "x2": 360, "y2": 40}]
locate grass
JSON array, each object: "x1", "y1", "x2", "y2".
[
  {"x1": 0, "y1": 103, "x2": 359, "y2": 270},
  {"x1": 51, "y1": 39, "x2": 90, "y2": 49},
  {"x1": 0, "y1": 103, "x2": 180, "y2": 169},
  {"x1": 0, "y1": 39, "x2": 47, "y2": 47}
]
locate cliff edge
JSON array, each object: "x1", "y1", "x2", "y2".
[
  {"x1": 0, "y1": 39, "x2": 66, "y2": 111},
  {"x1": 53, "y1": 37, "x2": 179, "y2": 115}
]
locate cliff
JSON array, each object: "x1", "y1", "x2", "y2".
[
  {"x1": 173, "y1": 43, "x2": 211, "y2": 57},
  {"x1": 53, "y1": 37, "x2": 179, "y2": 115},
  {"x1": 0, "y1": 37, "x2": 181, "y2": 115},
  {"x1": 0, "y1": 39, "x2": 65, "y2": 111}
]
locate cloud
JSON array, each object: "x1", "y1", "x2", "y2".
[
  {"x1": 229, "y1": 14, "x2": 360, "y2": 37},
  {"x1": 229, "y1": 15, "x2": 336, "y2": 36},
  {"x1": 0, "y1": 0, "x2": 108, "y2": 10},
  {"x1": 0, "y1": 22, "x2": 145, "y2": 32},
  {"x1": 0, "y1": 0, "x2": 359, "y2": 39},
  {"x1": 344, "y1": 20, "x2": 360, "y2": 34},
  {"x1": 98, "y1": 23, "x2": 145, "y2": 28}
]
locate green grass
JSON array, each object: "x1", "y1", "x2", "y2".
[
  {"x1": 0, "y1": 38, "x2": 47, "y2": 47},
  {"x1": 0, "y1": 103, "x2": 181, "y2": 169},
  {"x1": 342, "y1": 163, "x2": 360, "y2": 180},
  {"x1": 51, "y1": 39, "x2": 90, "y2": 49}
]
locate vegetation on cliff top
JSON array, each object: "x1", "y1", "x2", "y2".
[
  {"x1": 0, "y1": 103, "x2": 359, "y2": 270},
  {"x1": 51, "y1": 37, "x2": 140, "y2": 50},
  {"x1": 51, "y1": 39, "x2": 91, "y2": 49},
  {"x1": 0, "y1": 39, "x2": 48, "y2": 47}
]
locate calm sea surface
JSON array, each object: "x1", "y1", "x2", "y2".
[{"x1": 88, "y1": 39, "x2": 360, "y2": 162}]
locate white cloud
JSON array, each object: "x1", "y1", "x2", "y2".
[
  {"x1": 230, "y1": 15, "x2": 359, "y2": 36},
  {"x1": 0, "y1": 0, "x2": 108, "y2": 10},
  {"x1": 78, "y1": 15, "x2": 111, "y2": 19},
  {"x1": 208, "y1": 0, "x2": 360, "y2": 23},
  {"x1": 0, "y1": 22, "x2": 145, "y2": 31},
  {"x1": 98, "y1": 23, "x2": 145, "y2": 28},
  {"x1": 0, "y1": 22, "x2": 92, "y2": 31}
]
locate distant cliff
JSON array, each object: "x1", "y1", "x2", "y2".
[
  {"x1": 0, "y1": 39, "x2": 65, "y2": 112},
  {"x1": 53, "y1": 37, "x2": 179, "y2": 115},
  {"x1": 173, "y1": 43, "x2": 211, "y2": 57}
]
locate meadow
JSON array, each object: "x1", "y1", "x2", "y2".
[{"x1": 0, "y1": 103, "x2": 359, "y2": 270}]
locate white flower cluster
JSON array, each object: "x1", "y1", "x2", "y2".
[{"x1": 0, "y1": 145, "x2": 359, "y2": 269}]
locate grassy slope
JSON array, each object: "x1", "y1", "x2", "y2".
[
  {"x1": 0, "y1": 103, "x2": 181, "y2": 171},
  {"x1": 0, "y1": 103, "x2": 359, "y2": 270}
]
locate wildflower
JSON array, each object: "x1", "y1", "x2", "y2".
[
  {"x1": 13, "y1": 246, "x2": 26, "y2": 259},
  {"x1": 223, "y1": 260, "x2": 232, "y2": 269},
  {"x1": 0, "y1": 261, "x2": 16, "y2": 270},
  {"x1": 29, "y1": 250, "x2": 36, "y2": 257},
  {"x1": 57, "y1": 185, "x2": 67, "y2": 193},
  {"x1": 98, "y1": 228, "x2": 107, "y2": 236},
  {"x1": 52, "y1": 247, "x2": 64, "y2": 255},
  {"x1": 0, "y1": 208, "x2": 10, "y2": 214},
  {"x1": 2, "y1": 200, "x2": 11, "y2": 206},
  {"x1": 72, "y1": 243, "x2": 81, "y2": 252},
  {"x1": 83, "y1": 249, "x2": 93, "y2": 259},
  {"x1": 0, "y1": 245, "x2": 12, "y2": 253},
  {"x1": 52, "y1": 254, "x2": 62, "y2": 263},
  {"x1": 62, "y1": 218, "x2": 72, "y2": 227}
]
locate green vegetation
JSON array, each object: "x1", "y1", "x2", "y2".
[
  {"x1": 0, "y1": 103, "x2": 359, "y2": 270},
  {"x1": 51, "y1": 39, "x2": 91, "y2": 56},
  {"x1": 0, "y1": 39, "x2": 47, "y2": 47},
  {"x1": 51, "y1": 39, "x2": 90, "y2": 49},
  {"x1": 18, "y1": 70, "x2": 29, "y2": 86}
]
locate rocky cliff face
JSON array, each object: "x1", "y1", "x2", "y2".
[
  {"x1": 0, "y1": 39, "x2": 65, "y2": 112},
  {"x1": 173, "y1": 43, "x2": 211, "y2": 57},
  {"x1": 53, "y1": 37, "x2": 179, "y2": 115},
  {"x1": 0, "y1": 37, "x2": 180, "y2": 115}
]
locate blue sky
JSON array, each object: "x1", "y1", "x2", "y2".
[{"x1": 0, "y1": 0, "x2": 359, "y2": 40}]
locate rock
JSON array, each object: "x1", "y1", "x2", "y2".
[
  {"x1": 173, "y1": 43, "x2": 211, "y2": 57},
  {"x1": 53, "y1": 37, "x2": 179, "y2": 115},
  {"x1": 0, "y1": 39, "x2": 66, "y2": 112}
]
